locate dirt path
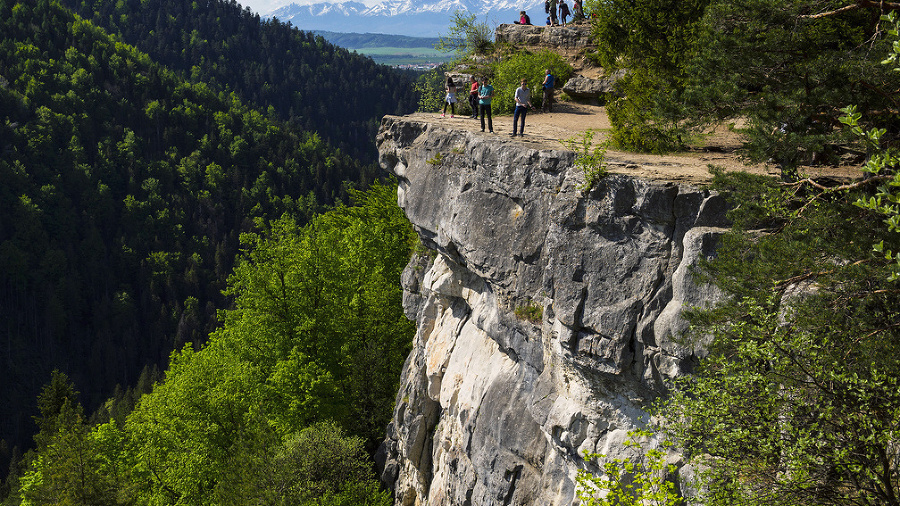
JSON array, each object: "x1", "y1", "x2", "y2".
[{"x1": 409, "y1": 101, "x2": 862, "y2": 185}]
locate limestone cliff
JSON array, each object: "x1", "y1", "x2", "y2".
[{"x1": 375, "y1": 116, "x2": 729, "y2": 506}]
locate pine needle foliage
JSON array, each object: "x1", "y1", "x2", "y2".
[{"x1": 662, "y1": 166, "x2": 900, "y2": 506}]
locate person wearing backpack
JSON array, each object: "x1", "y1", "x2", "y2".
[{"x1": 541, "y1": 69, "x2": 555, "y2": 113}]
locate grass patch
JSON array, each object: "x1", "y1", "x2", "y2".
[{"x1": 514, "y1": 300, "x2": 543, "y2": 324}]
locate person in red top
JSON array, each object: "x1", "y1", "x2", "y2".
[{"x1": 468, "y1": 75, "x2": 479, "y2": 119}]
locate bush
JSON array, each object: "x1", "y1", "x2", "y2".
[
  {"x1": 605, "y1": 71, "x2": 684, "y2": 153},
  {"x1": 491, "y1": 50, "x2": 573, "y2": 114},
  {"x1": 563, "y1": 129, "x2": 608, "y2": 191},
  {"x1": 576, "y1": 429, "x2": 684, "y2": 506},
  {"x1": 215, "y1": 422, "x2": 392, "y2": 506}
]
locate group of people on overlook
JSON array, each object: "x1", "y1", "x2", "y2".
[
  {"x1": 441, "y1": 69, "x2": 557, "y2": 137},
  {"x1": 514, "y1": 0, "x2": 585, "y2": 26}
]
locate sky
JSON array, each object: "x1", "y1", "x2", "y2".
[
  {"x1": 239, "y1": 0, "x2": 382, "y2": 16},
  {"x1": 239, "y1": 0, "x2": 288, "y2": 15}
]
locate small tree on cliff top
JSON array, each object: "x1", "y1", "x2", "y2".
[{"x1": 436, "y1": 10, "x2": 494, "y2": 57}]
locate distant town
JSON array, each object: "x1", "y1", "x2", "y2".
[{"x1": 393, "y1": 62, "x2": 444, "y2": 70}]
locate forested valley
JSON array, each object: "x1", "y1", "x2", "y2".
[
  {"x1": 57, "y1": 0, "x2": 419, "y2": 164},
  {"x1": 0, "y1": 0, "x2": 420, "y2": 500}
]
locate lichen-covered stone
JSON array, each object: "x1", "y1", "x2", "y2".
[{"x1": 376, "y1": 115, "x2": 728, "y2": 506}]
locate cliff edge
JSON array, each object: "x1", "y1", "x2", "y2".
[{"x1": 375, "y1": 115, "x2": 730, "y2": 505}]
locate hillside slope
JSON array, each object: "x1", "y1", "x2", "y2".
[
  {"x1": 59, "y1": 0, "x2": 419, "y2": 163},
  {"x1": 0, "y1": 0, "x2": 367, "y2": 462}
]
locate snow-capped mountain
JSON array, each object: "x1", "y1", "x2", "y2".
[{"x1": 266, "y1": 0, "x2": 545, "y2": 37}]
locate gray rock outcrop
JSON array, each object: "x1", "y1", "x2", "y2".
[
  {"x1": 495, "y1": 22, "x2": 593, "y2": 50},
  {"x1": 376, "y1": 116, "x2": 728, "y2": 506},
  {"x1": 562, "y1": 70, "x2": 627, "y2": 99}
]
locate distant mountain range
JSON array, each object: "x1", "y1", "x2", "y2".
[{"x1": 268, "y1": 0, "x2": 545, "y2": 37}]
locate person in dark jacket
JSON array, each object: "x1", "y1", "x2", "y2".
[
  {"x1": 468, "y1": 75, "x2": 479, "y2": 119},
  {"x1": 559, "y1": 0, "x2": 570, "y2": 24}
]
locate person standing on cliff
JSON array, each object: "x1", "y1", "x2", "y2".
[
  {"x1": 541, "y1": 69, "x2": 555, "y2": 113},
  {"x1": 442, "y1": 76, "x2": 457, "y2": 118},
  {"x1": 572, "y1": 0, "x2": 584, "y2": 20},
  {"x1": 559, "y1": 0, "x2": 570, "y2": 24},
  {"x1": 548, "y1": 0, "x2": 558, "y2": 25},
  {"x1": 478, "y1": 76, "x2": 494, "y2": 133},
  {"x1": 468, "y1": 75, "x2": 479, "y2": 119},
  {"x1": 510, "y1": 79, "x2": 532, "y2": 137}
]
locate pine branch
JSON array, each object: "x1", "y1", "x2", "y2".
[
  {"x1": 782, "y1": 174, "x2": 891, "y2": 192},
  {"x1": 801, "y1": 0, "x2": 900, "y2": 20}
]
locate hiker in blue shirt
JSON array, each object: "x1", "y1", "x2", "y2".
[
  {"x1": 479, "y1": 77, "x2": 494, "y2": 133},
  {"x1": 541, "y1": 69, "x2": 555, "y2": 113}
]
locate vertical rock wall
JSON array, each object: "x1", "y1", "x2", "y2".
[{"x1": 375, "y1": 116, "x2": 728, "y2": 506}]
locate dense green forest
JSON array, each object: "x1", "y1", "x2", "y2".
[
  {"x1": 5, "y1": 182, "x2": 415, "y2": 504},
  {"x1": 0, "y1": 0, "x2": 417, "y2": 480},
  {"x1": 57, "y1": 0, "x2": 419, "y2": 163}
]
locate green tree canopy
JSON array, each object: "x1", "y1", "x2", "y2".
[
  {"x1": 11, "y1": 182, "x2": 416, "y2": 504},
  {"x1": 588, "y1": 0, "x2": 900, "y2": 170},
  {"x1": 587, "y1": 0, "x2": 710, "y2": 152},
  {"x1": 436, "y1": 10, "x2": 494, "y2": 57}
]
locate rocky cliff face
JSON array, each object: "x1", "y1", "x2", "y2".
[{"x1": 375, "y1": 116, "x2": 729, "y2": 506}]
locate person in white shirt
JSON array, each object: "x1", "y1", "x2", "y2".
[{"x1": 511, "y1": 79, "x2": 533, "y2": 136}]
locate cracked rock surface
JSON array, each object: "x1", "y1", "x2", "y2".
[{"x1": 376, "y1": 116, "x2": 728, "y2": 506}]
